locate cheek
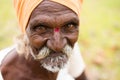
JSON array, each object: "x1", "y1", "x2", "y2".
[
  {"x1": 66, "y1": 32, "x2": 79, "y2": 47},
  {"x1": 26, "y1": 27, "x2": 47, "y2": 48},
  {"x1": 29, "y1": 35, "x2": 45, "y2": 48}
]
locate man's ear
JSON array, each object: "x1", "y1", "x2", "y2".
[
  {"x1": 15, "y1": 34, "x2": 30, "y2": 59},
  {"x1": 68, "y1": 42, "x2": 85, "y2": 78}
]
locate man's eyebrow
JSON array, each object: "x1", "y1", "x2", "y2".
[
  {"x1": 29, "y1": 16, "x2": 51, "y2": 27},
  {"x1": 62, "y1": 17, "x2": 79, "y2": 26}
]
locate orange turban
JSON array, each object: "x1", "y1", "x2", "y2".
[{"x1": 14, "y1": 0, "x2": 82, "y2": 33}]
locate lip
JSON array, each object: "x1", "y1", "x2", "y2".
[
  {"x1": 48, "y1": 51, "x2": 64, "y2": 57},
  {"x1": 40, "y1": 52, "x2": 68, "y2": 66}
]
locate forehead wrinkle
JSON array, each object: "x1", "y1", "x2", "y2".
[
  {"x1": 29, "y1": 15, "x2": 53, "y2": 27},
  {"x1": 30, "y1": 0, "x2": 74, "y2": 19},
  {"x1": 30, "y1": 5, "x2": 75, "y2": 20},
  {"x1": 54, "y1": 13, "x2": 79, "y2": 27},
  {"x1": 35, "y1": 0, "x2": 72, "y2": 14},
  {"x1": 28, "y1": 0, "x2": 78, "y2": 27},
  {"x1": 29, "y1": 12, "x2": 79, "y2": 29},
  {"x1": 29, "y1": 1, "x2": 79, "y2": 28}
]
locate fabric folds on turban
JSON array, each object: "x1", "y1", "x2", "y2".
[{"x1": 14, "y1": 0, "x2": 82, "y2": 33}]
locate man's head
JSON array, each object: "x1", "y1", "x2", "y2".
[{"x1": 14, "y1": 0, "x2": 82, "y2": 72}]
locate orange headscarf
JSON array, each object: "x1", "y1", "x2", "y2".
[{"x1": 14, "y1": 0, "x2": 82, "y2": 33}]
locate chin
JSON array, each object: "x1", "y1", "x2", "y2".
[
  {"x1": 27, "y1": 43, "x2": 73, "y2": 72},
  {"x1": 40, "y1": 53, "x2": 69, "y2": 72}
]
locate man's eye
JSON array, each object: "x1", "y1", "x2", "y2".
[
  {"x1": 65, "y1": 23, "x2": 77, "y2": 31},
  {"x1": 33, "y1": 25, "x2": 46, "y2": 32}
]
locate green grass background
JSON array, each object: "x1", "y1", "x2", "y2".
[{"x1": 0, "y1": 0, "x2": 120, "y2": 80}]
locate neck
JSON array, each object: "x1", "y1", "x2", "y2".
[{"x1": 26, "y1": 55, "x2": 58, "y2": 80}]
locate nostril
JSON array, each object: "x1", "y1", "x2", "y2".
[{"x1": 47, "y1": 37, "x2": 67, "y2": 52}]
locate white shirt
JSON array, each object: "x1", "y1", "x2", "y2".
[{"x1": 0, "y1": 43, "x2": 85, "y2": 80}]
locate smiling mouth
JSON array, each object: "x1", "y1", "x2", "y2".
[
  {"x1": 29, "y1": 44, "x2": 73, "y2": 72},
  {"x1": 48, "y1": 51, "x2": 66, "y2": 57},
  {"x1": 40, "y1": 51, "x2": 68, "y2": 72},
  {"x1": 40, "y1": 51, "x2": 68, "y2": 63}
]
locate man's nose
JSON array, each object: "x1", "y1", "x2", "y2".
[{"x1": 47, "y1": 28, "x2": 67, "y2": 52}]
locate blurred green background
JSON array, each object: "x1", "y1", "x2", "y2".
[{"x1": 0, "y1": 0, "x2": 120, "y2": 80}]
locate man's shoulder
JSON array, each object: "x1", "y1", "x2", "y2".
[
  {"x1": 0, "y1": 47, "x2": 20, "y2": 79},
  {"x1": 0, "y1": 45, "x2": 19, "y2": 68},
  {"x1": 0, "y1": 46, "x2": 16, "y2": 65}
]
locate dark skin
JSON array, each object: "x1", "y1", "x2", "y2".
[
  {"x1": 1, "y1": 0, "x2": 87, "y2": 80},
  {"x1": 26, "y1": 1, "x2": 79, "y2": 52}
]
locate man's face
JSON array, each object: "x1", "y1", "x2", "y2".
[{"x1": 26, "y1": 0, "x2": 79, "y2": 72}]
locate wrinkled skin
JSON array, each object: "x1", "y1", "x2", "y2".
[
  {"x1": 26, "y1": 0, "x2": 79, "y2": 54},
  {"x1": 26, "y1": 0, "x2": 79, "y2": 72},
  {"x1": 0, "y1": 0, "x2": 87, "y2": 80}
]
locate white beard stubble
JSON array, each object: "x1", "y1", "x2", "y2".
[{"x1": 30, "y1": 44, "x2": 73, "y2": 72}]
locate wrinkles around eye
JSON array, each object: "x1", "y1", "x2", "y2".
[
  {"x1": 33, "y1": 25, "x2": 46, "y2": 31},
  {"x1": 62, "y1": 24, "x2": 78, "y2": 33}
]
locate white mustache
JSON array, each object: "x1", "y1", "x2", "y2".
[
  {"x1": 29, "y1": 44, "x2": 73, "y2": 60},
  {"x1": 35, "y1": 47, "x2": 50, "y2": 60},
  {"x1": 62, "y1": 45, "x2": 73, "y2": 58}
]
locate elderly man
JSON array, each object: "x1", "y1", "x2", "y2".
[{"x1": 0, "y1": 0, "x2": 87, "y2": 80}]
